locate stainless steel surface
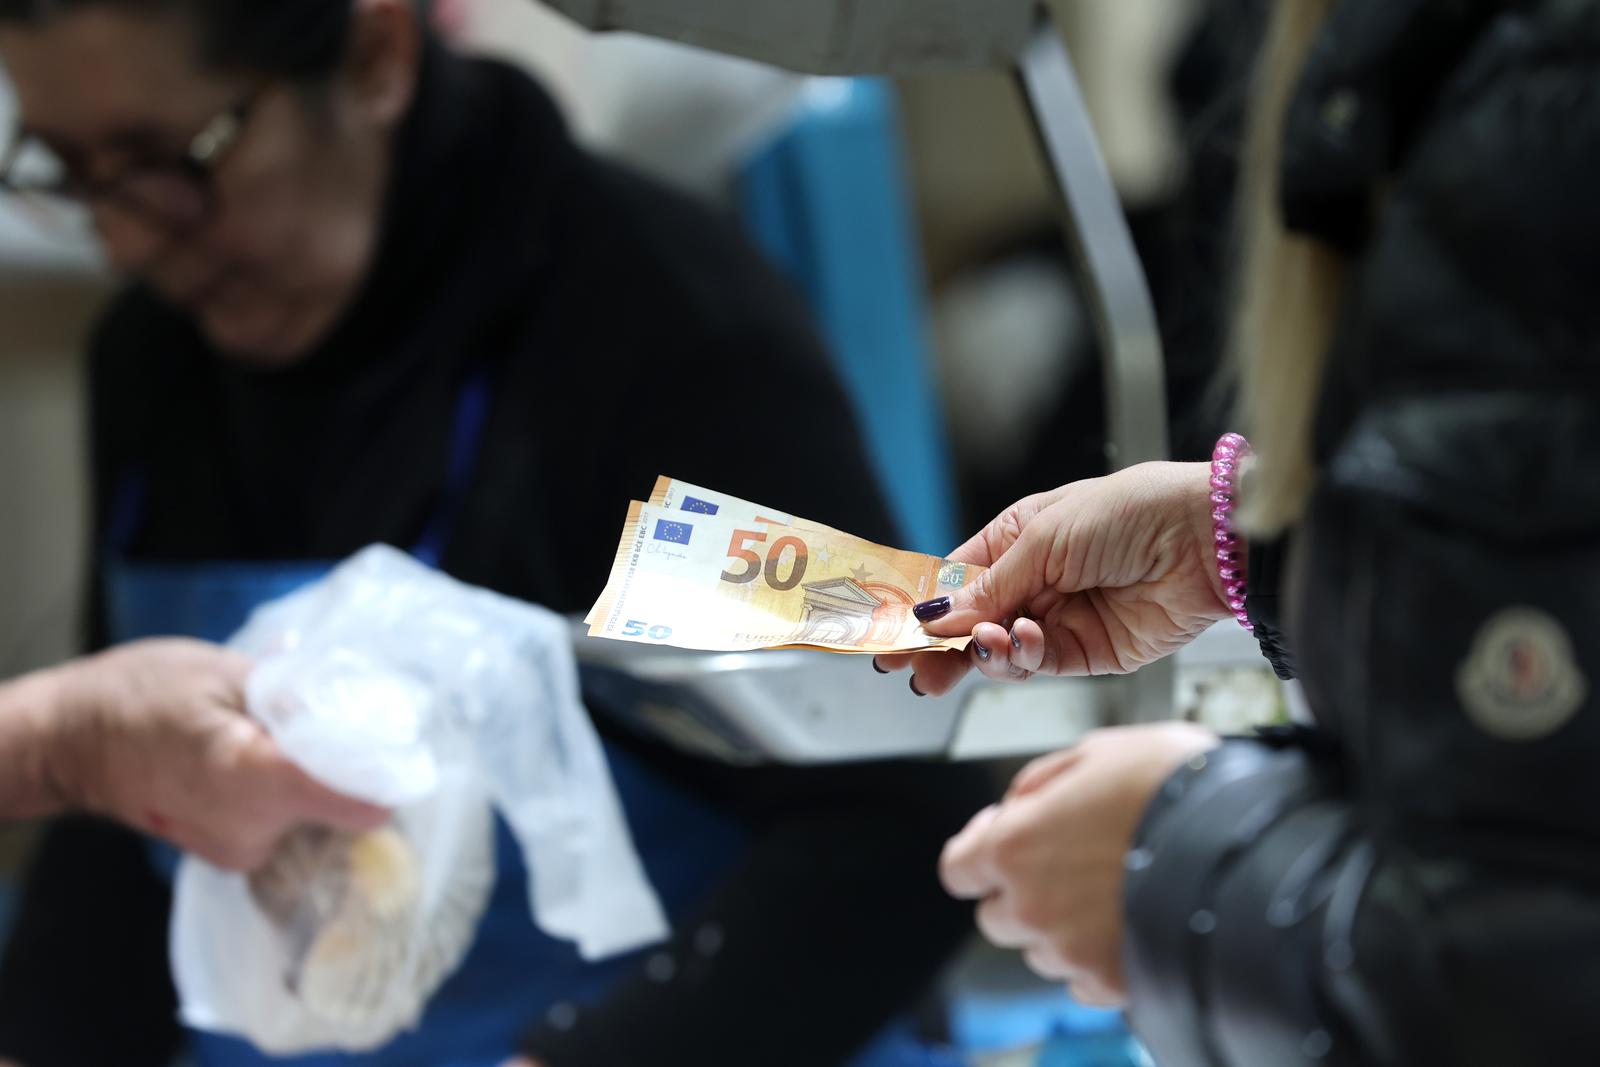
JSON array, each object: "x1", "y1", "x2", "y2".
[
  {"x1": 538, "y1": 0, "x2": 1034, "y2": 75},
  {"x1": 574, "y1": 621, "x2": 1268, "y2": 764},
  {"x1": 576, "y1": 626, "x2": 966, "y2": 763}
]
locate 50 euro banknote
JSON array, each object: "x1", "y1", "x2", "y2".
[{"x1": 585, "y1": 482, "x2": 980, "y2": 654}]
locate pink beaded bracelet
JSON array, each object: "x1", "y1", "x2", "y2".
[{"x1": 1210, "y1": 432, "x2": 1254, "y2": 633}]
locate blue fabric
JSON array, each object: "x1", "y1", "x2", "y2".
[
  {"x1": 948, "y1": 988, "x2": 1124, "y2": 1053},
  {"x1": 101, "y1": 531, "x2": 749, "y2": 1064},
  {"x1": 738, "y1": 79, "x2": 958, "y2": 556},
  {"x1": 103, "y1": 368, "x2": 940, "y2": 1067},
  {"x1": 1036, "y1": 1030, "x2": 1147, "y2": 1067},
  {"x1": 948, "y1": 986, "x2": 1143, "y2": 1066},
  {"x1": 411, "y1": 370, "x2": 491, "y2": 570},
  {"x1": 186, "y1": 746, "x2": 747, "y2": 1067},
  {"x1": 106, "y1": 558, "x2": 332, "y2": 647},
  {"x1": 108, "y1": 559, "x2": 937, "y2": 1067}
]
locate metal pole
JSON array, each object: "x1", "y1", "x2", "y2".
[
  {"x1": 1015, "y1": 5, "x2": 1169, "y2": 469},
  {"x1": 1015, "y1": 5, "x2": 1174, "y2": 723}
]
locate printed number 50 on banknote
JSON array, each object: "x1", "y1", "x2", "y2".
[{"x1": 587, "y1": 484, "x2": 979, "y2": 655}]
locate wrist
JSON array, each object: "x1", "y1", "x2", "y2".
[
  {"x1": 36, "y1": 652, "x2": 117, "y2": 816},
  {"x1": 1189, "y1": 464, "x2": 1230, "y2": 609},
  {"x1": 2, "y1": 662, "x2": 81, "y2": 817},
  {"x1": 1183, "y1": 461, "x2": 1231, "y2": 617}
]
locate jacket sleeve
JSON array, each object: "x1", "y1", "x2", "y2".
[
  {"x1": 1245, "y1": 537, "x2": 1295, "y2": 680},
  {"x1": 1124, "y1": 396, "x2": 1600, "y2": 1066},
  {"x1": 1122, "y1": 10, "x2": 1600, "y2": 1062}
]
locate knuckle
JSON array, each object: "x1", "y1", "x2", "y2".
[
  {"x1": 937, "y1": 845, "x2": 962, "y2": 886},
  {"x1": 1010, "y1": 891, "x2": 1057, "y2": 936},
  {"x1": 1054, "y1": 931, "x2": 1092, "y2": 969},
  {"x1": 989, "y1": 820, "x2": 1035, "y2": 872},
  {"x1": 1019, "y1": 753, "x2": 1056, "y2": 781},
  {"x1": 1078, "y1": 727, "x2": 1112, "y2": 750},
  {"x1": 208, "y1": 842, "x2": 255, "y2": 872},
  {"x1": 975, "y1": 898, "x2": 1018, "y2": 945},
  {"x1": 971, "y1": 567, "x2": 999, "y2": 614}
]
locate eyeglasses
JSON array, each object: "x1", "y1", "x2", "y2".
[{"x1": 0, "y1": 89, "x2": 262, "y2": 234}]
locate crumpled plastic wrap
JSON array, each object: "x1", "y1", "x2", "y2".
[{"x1": 170, "y1": 546, "x2": 667, "y2": 1053}]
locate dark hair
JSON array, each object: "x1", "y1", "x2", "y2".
[{"x1": 0, "y1": 0, "x2": 355, "y2": 81}]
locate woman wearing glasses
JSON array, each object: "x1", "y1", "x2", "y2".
[{"x1": 0, "y1": 1, "x2": 991, "y2": 1066}]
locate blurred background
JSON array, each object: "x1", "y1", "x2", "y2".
[{"x1": 0, "y1": 0, "x2": 1276, "y2": 1063}]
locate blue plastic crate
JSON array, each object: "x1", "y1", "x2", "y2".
[{"x1": 739, "y1": 78, "x2": 959, "y2": 555}]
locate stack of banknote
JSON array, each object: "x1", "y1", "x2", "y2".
[{"x1": 585, "y1": 477, "x2": 980, "y2": 654}]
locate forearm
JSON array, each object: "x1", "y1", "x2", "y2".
[
  {"x1": 1122, "y1": 740, "x2": 1343, "y2": 1065},
  {"x1": 0, "y1": 667, "x2": 72, "y2": 821}
]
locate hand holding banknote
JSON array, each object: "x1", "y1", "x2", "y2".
[
  {"x1": 586, "y1": 478, "x2": 983, "y2": 655},
  {"x1": 875, "y1": 464, "x2": 1233, "y2": 695}
]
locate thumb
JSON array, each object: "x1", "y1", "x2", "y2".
[
  {"x1": 245, "y1": 735, "x2": 391, "y2": 833},
  {"x1": 920, "y1": 521, "x2": 1056, "y2": 637},
  {"x1": 286, "y1": 766, "x2": 392, "y2": 833},
  {"x1": 1005, "y1": 745, "x2": 1084, "y2": 800}
]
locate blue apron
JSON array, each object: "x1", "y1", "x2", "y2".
[{"x1": 103, "y1": 373, "x2": 950, "y2": 1067}]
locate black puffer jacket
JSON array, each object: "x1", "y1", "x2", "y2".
[{"x1": 1123, "y1": 2, "x2": 1600, "y2": 1064}]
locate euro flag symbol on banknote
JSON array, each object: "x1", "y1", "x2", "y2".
[
  {"x1": 653, "y1": 519, "x2": 694, "y2": 545},
  {"x1": 586, "y1": 478, "x2": 980, "y2": 655}
]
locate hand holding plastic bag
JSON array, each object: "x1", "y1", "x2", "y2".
[{"x1": 171, "y1": 546, "x2": 668, "y2": 1053}]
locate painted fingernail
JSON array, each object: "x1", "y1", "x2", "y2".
[
  {"x1": 909, "y1": 676, "x2": 926, "y2": 697},
  {"x1": 974, "y1": 639, "x2": 991, "y2": 662},
  {"x1": 872, "y1": 659, "x2": 890, "y2": 675},
  {"x1": 913, "y1": 596, "x2": 952, "y2": 623},
  {"x1": 1010, "y1": 629, "x2": 1023, "y2": 650}
]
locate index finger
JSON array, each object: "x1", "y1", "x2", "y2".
[
  {"x1": 289, "y1": 774, "x2": 392, "y2": 833},
  {"x1": 943, "y1": 528, "x2": 1000, "y2": 569},
  {"x1": 871, "y1": 535, "x2": 1000, "y2": 678},
  {"x1": 1005, "y1": 745, "x2": 1083, "y2": 800},
  {"x1": 243, "y1": 736, "x2": 391, "y2": 832},
  {"x1": 214, "y1": 647, "x2": 256, "y2": 690},
  {"x1": 287, "y1": 768, "x2": 392, "y2": 832},
  {"x1": 939, "y1": 804, "x2": 1002, "y2": 899}
]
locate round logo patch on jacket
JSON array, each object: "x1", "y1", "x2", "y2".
[{"x1": 1455, "y1": 607, "x2": 1587, "y2": 741}]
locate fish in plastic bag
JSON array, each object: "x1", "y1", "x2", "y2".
[
  {"x1": 170, "y1": 546, "x2": 667, "y2": 1054},
  {"x1": 247, "y1": 819, "x2": 492, "y2": 1031}
]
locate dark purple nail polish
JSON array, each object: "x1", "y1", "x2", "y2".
[
  {"x1": 913, "y1": 596, "x2": 952, "y2": 624},
  {"x1": 1010, "y1": 629, "x2": 1023, "y2": 650},
  {"x1": 974, "y1": 640, "x2": 991, "y2": 662},
  {"x1": 872, "y1": 659, "x2": 889, "y2": 675},
  {"x1": 909, "y1": 676, "x2": 926, "y2": 697}
]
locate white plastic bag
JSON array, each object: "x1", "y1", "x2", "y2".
[{"x1": 171, "y1": 545, "x2": 668, "y2": 1054}]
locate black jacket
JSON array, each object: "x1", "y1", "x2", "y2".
[
  {"x1": 1125, "y1": 2, "x2": 1600, "y2": 1063},
  {"x1": 0, "y1": 41, "x2": 991, "y2": 1067}
]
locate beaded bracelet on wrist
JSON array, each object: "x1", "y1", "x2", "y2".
[{"x1": 1210, "y1": 432, "x2": 1254, "y2": 633}]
